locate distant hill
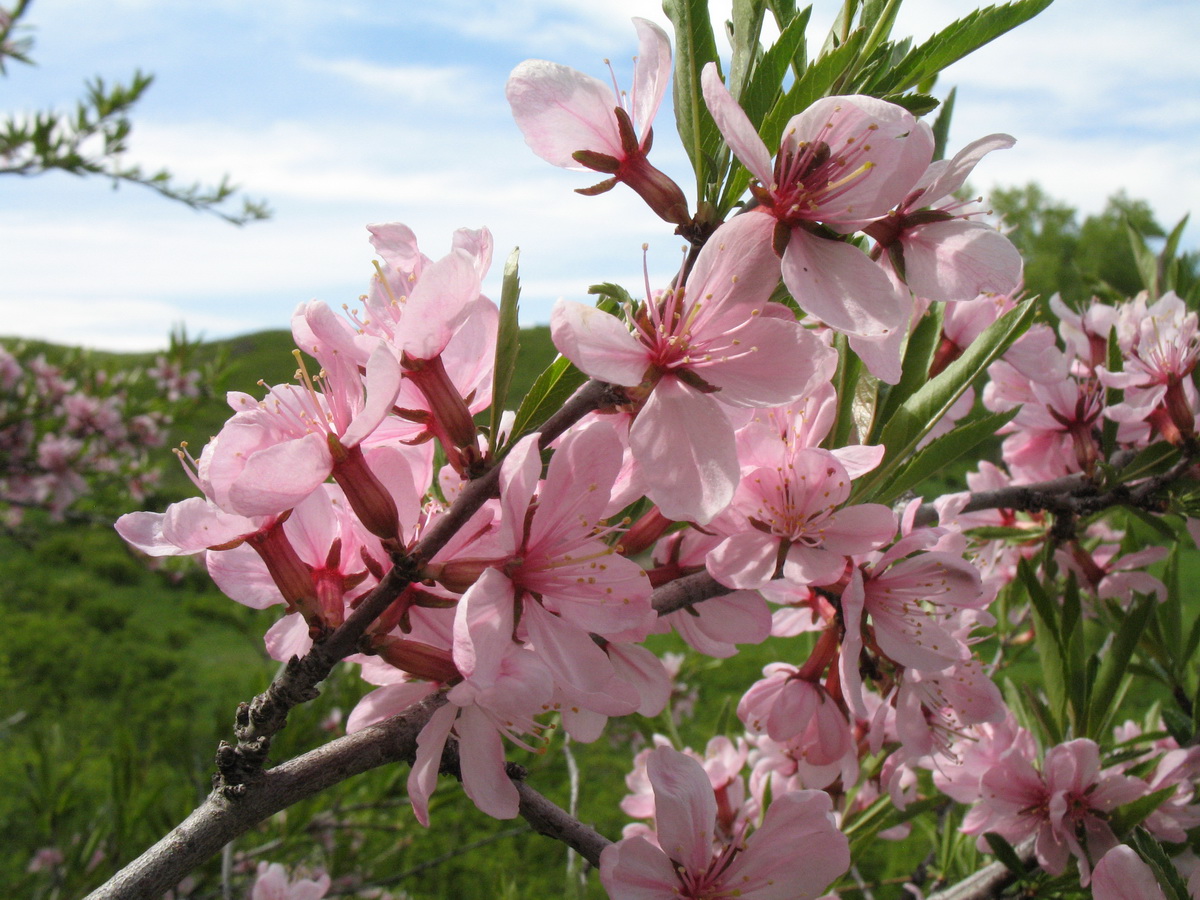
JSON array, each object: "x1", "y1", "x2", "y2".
[{"x1": 3, "y1": 325, "x2": 562, "y2": 503}]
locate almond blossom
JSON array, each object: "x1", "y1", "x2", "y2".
[
  {"x1": 551, "y1": 212, "x2": 836, "y2": 523},
  {"x1": 702, "y1": 65, "x2": 932, "y2": 349},
  {"x1": 963, "y1": 738, "x2": 1147, "y2": 883},
  {"x1": 507, "y1": 18, "x2": 689, "y2": 224},
  {"x1": 600, "y1": 746, "x2": 849, "y2": 900}
]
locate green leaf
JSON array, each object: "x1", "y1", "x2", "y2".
[
  {"x1": 508, "y1": 356, "x2": 588, "y2": 448},
  {"x1": 728, "y1": 0, "x2": 767, "y2": 102},
  {"x1": 882, "y1": 409, "x2": 1017, "y2": 505},
  {"x1": 881, "y1": 91, "x2": 939, "y2": 116},
  {"x1": 1019, "y1": 557, "x2": 1068, "y2": 728},
  {"x1": 1129, "y1": 829, "x2": 1194, "y2": 900},
  {"x1": 826, "y1": 333, "x2": 865, "y2": 449},
  {"x1": 1111, "y1": 786, "x2": 1183, "y2": 837},
  {"x1": 1089, "y1": 592, "x2": 1156, "y2": 739},
  {"x1": 663, "y1": 0, "x2": 723, "y2": 198},
  {"x1": 851, "y1": 300, "x2": 1039, "y2": 503},
  {"x1": 588, "y1": 281, "x2": 635, "y2": 317},
  {"x1": 876, "y1": 0, "x2": 1055, "y2": 95},
  {"x1": 845, "y1": 793, "x2": 941, "y2": 848},
  {"x1": 488, "y1": 247, "x2": 522, "y2": 454},
  {"x1": 1127, "y1": 217, "x2": 1161, "y2": 298},
  {"x1": 738, "y1": 6, "x2": 811, "y2": 132},
  {"x1": 871, "y1": 305, "x2": 944, "y2": 443},
  {"x1": 759, "y1": 29, "x2": 866, "y2": 154},
  {"x1": 983, "y1": 832, "x2": 1027, "y2": 875},
  {"x1": 930, "y1": 86, "x2": 957, "y2": 161}
]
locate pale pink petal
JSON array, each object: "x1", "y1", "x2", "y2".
[
  {"x1": 342, "y1": 342, "x2": 404, "y2": 447},
  {"x1": 902, "y1": 220, "x2": 1023, "y2": 304},
  {"x1": 457, "y1": 706, "x2": 520, "y2": 819},
  {"x1": 647, "y1": 747, "x2": 717, "y2": 875},
  {"x1": 830, "y1": 444, "x2": 885, "y2": 478},
  {"x1": 401, "y1": 250, "x2": 482, "y2": 360},
  {"x1": 600, "y1": 836, "x2": 679, "y2": 900},
  {"x1": 551, "y1": 300, "x2": 650, "y2": 386},
  {"x1": 700, "y1": 316, "x2": 836, "y2": 407},
  {"x1": 207, "y1": 543, "x2": 283, "y2": 609},
  {"x1": 783, "y1": 545, "x2": 849, "y2": 586},
  {"x1": 455, "y1": 568, "x2": 517, "y2": 683},
  {"x1": 346, "y1": 682, "x2": 439, "y2": 734},
  {"x1": 630, "y1": 18, "x2": 672, "y2": 144},
  {"x1": 918, "y1": 134, "x2": 1016, "y2": 205},
  {"x1": 228, "y1": 434, "x2": 333, "y2": 517},
  {"x1": 407, "y1": 703, "x2": 458, "y2": 826},
  {"x1": 784, "y1": 95, "x2": 932, "y2": 224},
  {"x1": 706, "y1": 531, "x2": 780, "y2": 589},
  {"x1": 668, "y1": 590, "x2": 772, "y2": 658},
  {"x1": 498, "y1": 434, "x2": 542, "y2": 550},
  {"x1": 783, "y1": 229, "x2": 908, "y2": 337},
  {"x1": 848, "y1": 323, "x2": 908, "y2": 385},
  {"x1": 725, "y1": 790, "x2": 849, "y2": 900},
  {"x1": 701, "y1": 63, "x2": 774, "y2": 184},
  {"x1": 821, "y1": 504, "x2": 897, "y2": 554},
  {"x1": 522, "y1": 600, "x2": 628, "y2": 711},
  {"x1": 368, "y1": 222, "x2": 426, "y2": 273},
  {"x1": 838, "y1": 569, "x2": 869, "y2": 718},
  {"x1": 631, "y1": 378, "x2": 737, "y2": 524},
  {"x1": 683, "y1": 210, "x2": 780, "y2": 324},
  {"x1": 1092, "y1": 846, "x2": 1167, "y2": 900},
  {"x1": 506, "y1": 60, "x2": 622, "y2": 167},
  {"x1": 607, "y1": 643, "x2": 671, "y2": 716}
]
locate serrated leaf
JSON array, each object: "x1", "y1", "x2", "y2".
[
  {"x1": 488, "y1": 247, "x2": 521, "y2": 453},
  {"x1": 742, "y1": 6, "x2": 810, "y2": 124},
  {"x1": 728, "y1": 0, "x2": 767, "y2": 102},
  {"x1": 827, "y1": 333, "x2": 865, "y2": 449},
  {"x1": 882, "y1": 409, "x2": 1017, "y2": 504},
  {"x1": 1019, "y1": 557, "x2": 1068, "y2": 727},
  {"x1": 875, "y1": 0, "x2": 1055, "y2": 95},
  {"x1": 845, "y1": 794, "x2": 941, "y2": 847},
  {"x1": 881, "y1": 91, "x2": 939, "y2": 116},
  {"x1": 508, "y1": 356, "x2": 588, "y2": 448},
  {"x1": 664, "y1": 0, "x2": 723, "y2": 197},
  {"x1": 1117, "y1": 442, "x2": 1180, "y2": 483},
  {"x1": 851, "y1": 299, "x2": 1038, "y2": 503},
  {"x1": 965, "y1": 523, "x2": 1045, "y2": 541},
  {"x1": 1129, "y1": 829, "x2": 1194, "y2": 900}
]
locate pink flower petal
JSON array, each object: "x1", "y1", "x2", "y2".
[
  {"x1": 631, "y1": 377, "x2": 737, "y2": 524},
  {"x1": 701, "y1": 63, "x2": 775, "y2": 184},
  {"x1": 550, "y1": 300, "x2": 650, "y2": 386},
  {"x1": 646, "y1": 747, "x2": 717, "y2": 875},
  {"x1": 783, "y1": 229, "x2": 908, "y2": 337},
  {"x1": 506, "y1": 60, "x2": 621, "y2": 167}
]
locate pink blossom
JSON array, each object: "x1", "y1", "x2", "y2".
[
  {"x1": 706, "y1": 447, "x2": 896, "y2": 591},
  {"x1": 963, "y1": 738, "x2": 1147, "y2": 883},
  {"x1": 866, "y1": 134, "x2": 1023, "y2": 306},
  {"x1": 552, "y1": 213, "x2": 835, "y2": 523},
  {"x1": 250, "y1": 862, "x2": 331, "y2": 900},
  {"x1": 702, "y1": 66, "x2": 932, "y2": 346},
  {"x1": 507, "y1": 19, "x2": 688, "y2": 224},
  {"x1": 601, "y1": 746, "x2": 849, "y2": 900}
]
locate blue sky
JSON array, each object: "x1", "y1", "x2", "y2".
[{"x1": 3, "y1": 0, "x2": 1199, "y2": 350}]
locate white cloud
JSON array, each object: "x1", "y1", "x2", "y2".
[{"x1": 301, "y1": 58, "x2": 490, "y2": 107}]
